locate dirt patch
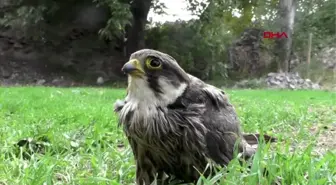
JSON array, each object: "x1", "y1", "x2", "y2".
[
  {"x1": 314, "y1": 124, "x2": 336, "y2": 154},
  {"x1": 0, "y1": 22, "x2": 127, "y2": 87}
]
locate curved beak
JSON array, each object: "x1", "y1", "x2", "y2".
[{"x1": 121, "y1": 59, "x2": 145, "y2": 77}]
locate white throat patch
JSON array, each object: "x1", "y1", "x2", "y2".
[
  {"x1": 126, "y1": 76, "x2": 187, "y2": 107},
  {"x1": 119, "y1": 76, "x2": 188, "y2": 135}
]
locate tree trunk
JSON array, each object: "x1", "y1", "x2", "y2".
[
  {"x1": 274, "y1": 0, "x2": 296, "y2": 73},
  {"x1": 126, "y1": 0, "x2": 152, "y2": 56}
]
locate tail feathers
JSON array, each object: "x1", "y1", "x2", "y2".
[
  {"x1": 243, "y1": 133, "x2": 277, "y2": 145},
  {"x1": 241, "y1": 133, "x2": 277, "y2": 159}
]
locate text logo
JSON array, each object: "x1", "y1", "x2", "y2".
[{"x1": 263, "y1": 32, "x2": 288, "y2": 39}]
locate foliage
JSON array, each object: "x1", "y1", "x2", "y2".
[
  {"x1": 0, "y1": 0, "x2": 131, "y2": 41},
  {"x1": 0, "y1": 0, "x2": 55, "y2": 39},
  {"x1": 307, "y1": 0, "x2": 336, "y2": 35},
  {"x1": 293, "y1": 54, "x2": 336, "y2": 88},
  {"x1": 146, "y1": 19, "x2": 231, "y2": 80},
  {"x1": 1, "y1": 87, "x2": 336, "y2": 184},
  {"x1": 145, "y1": 0, "x2": 269, "y2": 80},
  {"x1": 0, "y1": 0, "x2": 335, "y2": 81},
  {"x1": 233, "y1": 79, "x2": 267, "y2": 89},
  {"x1": 293, "y1": 0, "x2": 336, "y2": 55},
  {"x1": 94, "y1": 0, "x2": 131, "y2": 40}
]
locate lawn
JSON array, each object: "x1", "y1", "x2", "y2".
[{"x1": 0, "y1": 87, "x2": 335, "y2": 185}]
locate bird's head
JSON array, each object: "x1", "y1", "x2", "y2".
[{"x1": 122, "y1": 49, "x2": 190, "y2": 106}]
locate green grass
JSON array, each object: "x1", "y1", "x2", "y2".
[{"x1": 0, "y1": 87, "x2": 336, "y2": 185}]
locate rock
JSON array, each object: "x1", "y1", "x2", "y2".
[
  {"x1": 229, "y1": 28, "x2": 272, "y2": 79},
  {"x1": 1, "y1": 68, "x2": 11, "y2": 78},
  {"x1": 289, "y1": 84, "x2": 296, "y2": 89},
  {"x1": 96, "y1": 76, "x2": 104, "y2": 85},
  {"x1": 319, "y1": 47, "x2": 336, "y2": 69},
  {"x1": 312, "y1": 84, "x2": 320, "y2": 90},
  {"x1": 36, "y1": 79, "x2": 46, "y2": 85},
  {"x1": 267, "y1": 72, "x2": 276, "y2": 77},
  {"x1": 52, "y1": 77, "x2": 65, "y2": 86},
  {"x1": 270, "y1": 79, "x2": 281, "y2": 85},
  {"x1": 52, "y1": 79, "x2": 60, "y2": 84},
  {"x1": 265, "y1": 72, "x2": 320, "y2": 90},
  {"x1": 233, "y1": 78, "x2": 266, "y2": 89}
]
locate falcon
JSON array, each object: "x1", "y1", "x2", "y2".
[{"x1": 114, "y1": 49, "x2": 260, "y2": 185}]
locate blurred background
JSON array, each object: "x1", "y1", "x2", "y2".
[{"x1": 0, "y1": 0, "x2": 335, "y2": 89}]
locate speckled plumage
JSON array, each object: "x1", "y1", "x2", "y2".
[{"x1": 114, "y1": 49, "x2": 255, "y2": 185}]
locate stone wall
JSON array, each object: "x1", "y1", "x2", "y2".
[
  {"x1": 319, "y1": 47, "x2": 336, "y2": 69},
  {"x1": 266, "y1": 72, "x2": 320, "y2": 90},
  {"x1": 228, "y1": 28, "x2": 273, "y2": 79},
  {"x1": 0, "y1": 3, "x2": 127, "y2": 86}
]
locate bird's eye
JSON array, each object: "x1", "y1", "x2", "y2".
[
  {"x1": 150, "y1": 59, "x2": 160, "y2": 67},
  {"x1": 146, "y1": 58, "x2": 162, "y2": 69}
]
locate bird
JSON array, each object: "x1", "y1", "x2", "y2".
[{"x1": 114, "y1": 49, "x2": 262, "y2": 185}]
